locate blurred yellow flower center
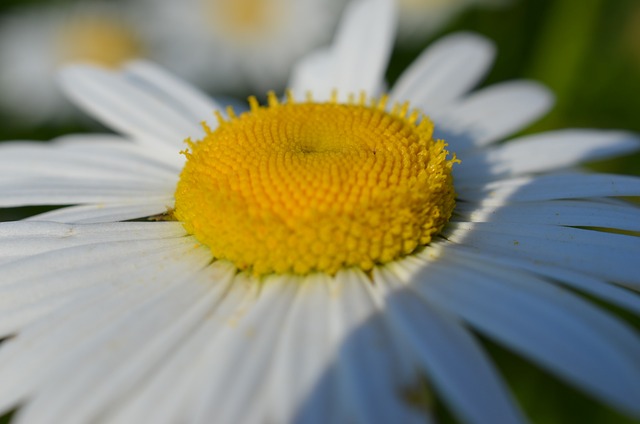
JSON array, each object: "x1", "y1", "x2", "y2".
[
  {"x1": 205, "y1": 0, "x2": 284, "y2": 40},
  {"x1": 174, "y1": 92, "x2": 458, "y2": 276},
  {"x1": 56, "y1": 17, "x2": 141, "y2": 68}
]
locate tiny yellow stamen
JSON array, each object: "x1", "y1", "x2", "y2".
[{"x1": 174, "y1": 92, "x2": 458, "y2": 276}]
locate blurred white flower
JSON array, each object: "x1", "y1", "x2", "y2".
[
  {"x1": 138, "y1": 0, "x2": 345, "y2": 94},
  {"x1": 0, "y1": 2, "x2": 146, "y2": 124}
]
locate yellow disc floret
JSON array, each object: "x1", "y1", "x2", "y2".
[{"x1": 174, "y1": 92, "x2": 458, "y2": 276}]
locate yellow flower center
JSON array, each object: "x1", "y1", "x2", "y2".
[
  {"x1": 174, "y1": 92, "x2": 458, "y2": 276},
  {"x1": 56, "y1": 17, "x2": 142, "y2": 68}
]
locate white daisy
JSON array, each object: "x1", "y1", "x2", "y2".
[
  {"x1": 0, "y1": 1, "x2": 151, "y2": 125},
  {"x1": 396, "y1": 0, "x2": 511, "y2": 42},
  {"x1": 1, "y1": 0, "x2": 640, "y2": 423},
  {"x1": 137, "y1": 0, "x2": 345, "y2": 95}
]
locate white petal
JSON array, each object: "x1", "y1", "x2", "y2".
[
  {"x1": 105, "y1": 264, "x2": 254, "y2": 424},
  {"x1": 0, "y1": 221, "x2": 186, "y2": 262},
  {"x1": 457, "y1": 173, "x2": 640, "y2": 204},
  {"x1": 411, "y1": 252, "x2": 640, "y2": 418},
  {"x1": 257, "y1": 273, "x2": 342, "y2": 424},
  {"x1": 58, "y1": 65, "x2": 202, "y2": 163},
  {"x1": 0, "y1": 241, "x2": 211, "y2": 415},
  {"x1": 0, "y1": 137, "x2": 179, "y2": 182},
  {"x1": 438, "y1": 243, "x2": 640, "y2": 317},
  {"x1": 288, "y1": 48, "x2": 336, "y2": 100},
  {"x1": 443, "y1": 221, "x2": 640, "y2": 287},
  {"x1": 26, "y1": 201, "x2": 172, "y2": 223},
  {"x1": 435, "y1": 81, "x2": 554, "y2": 148},
  {"x1": 324, "y1": 270, "x2": 429, "y2": 424},
  {"x1": 0, "y1": 177, "x2": 173, "y2": 207},
  {"x1": 455, "y1": 199, "x2": 640, "y2": 232},
  {"x1": 291, "y1": 0, "x2": 395, "y2": 101},
  {"x1": 331, "y1": 0, "x2": 395, "y2": 99},
  {"x1": 390, "y1": 32, "x2": 495, "y2": 114},
  {"x1": 455, "y1": 130, "x2": 640, "y2": 180},
  {"x1": 17, "y1": 263, "x2": 229, "y2": 424},
  {"x1": 122, "y1": 60, "x2": 221, "y2": 125},
  {"x1": 377, "y1": 265, "x2": 526, "y2": 424}
]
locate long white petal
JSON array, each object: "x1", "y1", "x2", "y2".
[
  {"x1": 0, "y1": 177, "x2": 173, "y2": 207},
  {"x1": 0, "y1": 221, "x2": 185, "y2": 261},
  {"x1": 25, "y1": 201, "x2": 172, "y2": 224},
  {"x1": 105, "y1": 264, "x2": 254, "y2": 424},
  {"x1": 0, "y1": 241, "x2": 211, "y2": 415},
  {"x1": 0, "y1": 138, "x2": 179, "y2": 182},
  {"x1": 436, "y1": 243, "x2": 640, "y2": 316},
  {"x1": 123, "y1": 60, "x2": 222, "y2": 126},
  {"x1": 378, "y1": 265, "x2": 526, "y2": 424},
  {"x1": 455, "y1": 130, "x2": 640, "y2": 181},
  {"x1": 457, "y1": 173, "x2": 640, "y2": 203},
  {"x1": 16, "y1": 263, "x2": 229, "y2": 424},
  {"x1": 455, "y1": 199, "x2": 640, "y2": 232},
  {"x1": 408, "y1": 251, "x2": 640, "y2": 418},
  {"x1": 58, "y1": 66, "x2": 200, "y2": 163},
  {"x1": 443, "y1": 221, "x2": 640, "y2": 287},
  {"x1": 435, "y1": 81, "x2": 554, "y2": 149},
  {"x1": 390, "y1": 32, "x2": 495, "y2": 114}
]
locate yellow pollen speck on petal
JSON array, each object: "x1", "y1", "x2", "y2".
[
  {"x1": 174, "y1": 91, "x2": 458, "y2": 276},
  {"x1": 56, "y1": 17, "x2": 142, "y2": 68}
]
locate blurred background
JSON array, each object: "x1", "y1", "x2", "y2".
[{"x1": 0, "y1": 0, "x2": 639, "y2": 423}]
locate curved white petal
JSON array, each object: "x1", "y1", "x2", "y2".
[
  {"x1": 122, "y1": 60, "x2": 222, "y2": 125},
  {"x1": 0, "y1": 240, "x2": 211, "y2": 415},
  {"x1": 331, "y1": 0, "x2": 395, "y2": 99},
  {"x1": 288, "y1": 48, "x2": 336, "y2": 99},
  {"x1": 290, "y1": 0, "x2": 395, "y2": 101},
  {"x1": 443, "y1": 221, "x2": 640, "y2": 287},
  {"x1": 16, "y1": 263, "x2": 231, "y2": 424},
  {"x1": 455, "y1": 199, "x2": 640, "y2": 232},
  {"x1": 0, "y1": 221, "x2": 186, "y2": 262},
  {"x1": 25, "y1": 201, "x2": 172, "y2": 224},
  {"x1": 377, "y1": 266, "x2": 526, "y2": 424},
  {"x1": 435, "y1": 81, "x2": 554, "y2": 149},
  {"x1": 58, "y1": 65, "x2": 202, "y2": 164},
  {"x1": 0, "y1": 177, "x2": 173, "y2": 208},
  {"x1": 457, "y1": 173, "x2": 640, "y2": 204},
  {"x1": 0, "y1": 138, "x2": 179, "y2": 182},
  {"x1": 408, "y1": 253, "x2": 640, "y2": 418},
  {"x1": 390, "y1": 32, "x2": 495, "y2": 114},
  {"x1": 436, "y1": 243, "x2": 640, "y2": 317},
  {"x1": 455, "y1": 130, "x2": 640, "y2": 181}
]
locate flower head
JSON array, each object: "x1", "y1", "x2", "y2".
[
  {"x1": 137, "y1": 0, "x2": 345, "y2": 94},
  {"x1": 0, "y1": 0, "x2": 639, "y2": 423}
]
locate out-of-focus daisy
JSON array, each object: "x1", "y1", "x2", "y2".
[
  {"x1": 138, "y1": 0, "x2": 345, "y2": 95},
  {"x1": 0, "y1": 1, "x2": 146, "y2": 124},
  {"x1": 397, "y1": 0, "x2": 510, "y2": 42},
  {"x1": 1, "y1": 0, "x2": 640, "y2": 423}
]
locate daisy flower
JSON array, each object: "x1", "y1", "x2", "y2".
[
  {"x1": 0, "y1": 1, "x2": 146, "y2": 124},
  {"x1": 1, "y1": 0, "x2": 640, "y2": 423},
  {"x1": 397, "y1": 0, "x2": 511, "y2": 43},
  {"x1": 137, "y1": 0, "x2": 345, "y2": 95}
]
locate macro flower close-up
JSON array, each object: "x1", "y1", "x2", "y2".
[{"x1": 0, "y1": 0, "x2": 639, "y2": 423}]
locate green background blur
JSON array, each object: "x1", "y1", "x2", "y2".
[{"x1": 0, "y1": 0, "x2": 639, "y2": 423}]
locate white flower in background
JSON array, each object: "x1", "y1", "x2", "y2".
[
  {"x1": 138, "y1": 0, "x2": 345, "y2": 95},
  {"x1": 1, "y1": 0, "x2": 640, "y2": 423},
  {"x1": 397, "y1": 0, "x2": 510, "y2": 42},
  {"x1": 0, "y1": 2, "x2": 145, "y2": 124}
]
